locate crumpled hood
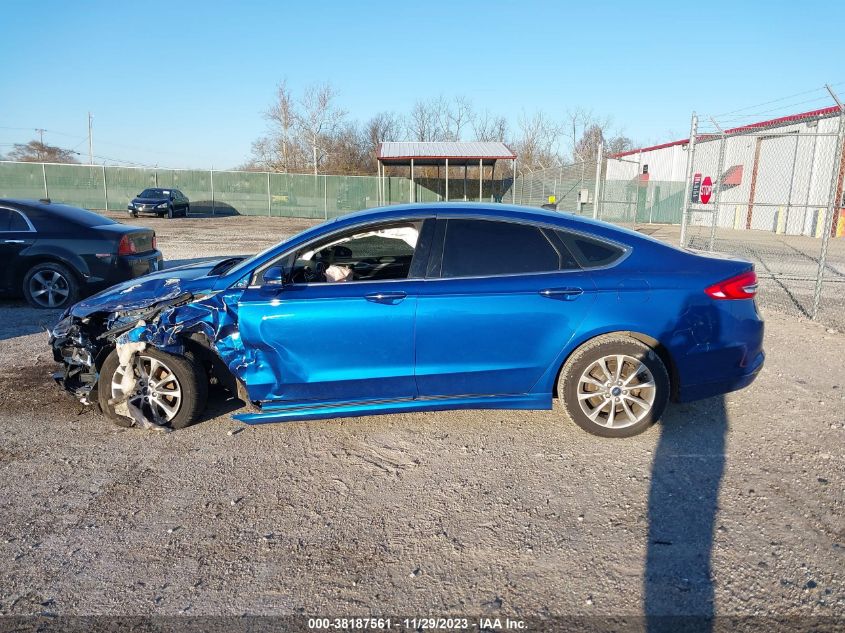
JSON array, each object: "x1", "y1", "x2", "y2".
[{"x1": 68, "y1": 258, "x2": 232, "y2": 318}]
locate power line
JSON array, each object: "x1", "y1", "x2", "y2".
[{"x1": 711, "y1": 82, "x2": 845, "y2": 120}]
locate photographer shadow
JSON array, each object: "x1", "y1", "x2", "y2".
[{"x1": 645, "y1": 297, "x2": 729, "y2": 632}]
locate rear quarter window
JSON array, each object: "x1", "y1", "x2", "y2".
[
  {"x1": 556, "y1": 230, "x2": 626, "y2": 268},
  {"x1": 9, "y1": 210, "x2": 30, "y2": 231}
]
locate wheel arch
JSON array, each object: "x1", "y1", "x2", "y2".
[
  {"x1": 549, "y1": 329, "x2": 679, "y2": 401},
  {"x1": 17, "y1": 255, "x2": 85, "y2": 291}
]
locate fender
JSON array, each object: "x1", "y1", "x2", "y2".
[{"x1": 16, "y1": 242, "x2": 93, "y2": 281}]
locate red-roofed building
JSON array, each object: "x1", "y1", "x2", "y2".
[{"x1": 603, "y1": 106, "x2": 844, "y2": 237}]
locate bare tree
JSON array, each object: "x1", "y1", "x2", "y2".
[
  {"x1": 433, "y1": 95, "x2": 474, "y2": 141},
  {"x1": 9, "y1": 140, "x2": 78, "y2": 163},
  {"x1": 364, "y1": 112, "x2": 401, "y2": 155},
  {"x1": 512, "y1": 111, "x2": 563, "y2": 170},
  {"x1": 297, "y1": 83, "x2": 347, "y2": 175},
  {"x1": 573, "y1": 123, "x2": 635, "y2": 162},
  {"x1": 247, "y1": 83, "x2": 637, "y2": 179},
  {"x1": 323, "y1": 122, "x2": 370, "y2": 175},
  {"x1": 606, "y1": 134, "x2": 634, "y2": 155},
  {"x1": 473, "y1": 110, "x2": 509, "y2": 142},
  {"x1": 574, "y1": 124, "x2": 605, "y2": 163},
  {"x1": 264, "y1": 80, "x2": 298, "y2": 172},
  {"x1": 407, "y1": 100, "x2": 441, "y2": 142}
]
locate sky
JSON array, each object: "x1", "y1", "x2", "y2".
[{"x1": 1, "y1": 0, "x2": 844, "y2": 170}]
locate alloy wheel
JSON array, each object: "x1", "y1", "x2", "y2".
[
  {"x1": 28, "y1": 269, "x2": 71, "y2": 308},
  {"x1": 112, "y1": 355, "x2": 183, "y2": 422},
  {"x1": 576, "y1": 354, "x2": 657, "y2": 429}
]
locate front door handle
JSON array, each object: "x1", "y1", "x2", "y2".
[
  {"x1": 3, "y1": 239, "x2": 26, "y2": 244},
  {"x1": 540, "y1": 287, "x2": 583, "y2": 301},
  {"x1": 364, "y1": 291, "x2": 407, "y2": 304}
]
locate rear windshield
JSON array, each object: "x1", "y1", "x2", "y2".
[{"x1": 26, "y1": 203, "x2": 115, "y2": 230}]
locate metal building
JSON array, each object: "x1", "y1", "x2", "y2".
[
  {"x1": 376, "y1": 142, "x2": 516, "y2": 204},
  {"x1": 605, "y1": 106, "x2": 845, "y2": 237}
]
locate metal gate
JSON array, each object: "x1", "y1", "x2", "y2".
[{"x1": 679, "y1": 95, "x2": 845, "y2": 328}]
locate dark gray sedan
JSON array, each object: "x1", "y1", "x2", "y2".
[{"x1": 128, "y1": 188, "x2": 189, "y2": 219}]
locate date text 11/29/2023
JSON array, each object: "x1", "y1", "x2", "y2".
[{"x1": 307, "y1": 617, "x2": 527, "y2": 630}]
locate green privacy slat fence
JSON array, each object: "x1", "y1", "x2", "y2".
[
  {"x1": 44, "y1": 164, "x2": 106, "y2": 210},
  {"x1": 0, "y1": 162, "x2": 43, "y2": 200},
  {"x1": 0, "y1": 162, "x2": 461, "y2": 219},
  {"x1": 599, "y1": 179, "x2": 685, "y2": 224},
  {"x1": 104, "y1": 167, "x2": 156, "y2": 211}
]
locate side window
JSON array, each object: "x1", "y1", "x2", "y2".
[
  {"x1": 281, "y1": 221, "x2": 423, "y2": 284},
  {"x1": 440, "y1": 219, "x2": 562, "y2": 278},
  {"x1": 0, "y1": 209, "x2": 11, "y2": 231},
  {"x1": 9, "y1": 210, "x2": 30, "y2": 231},
  {"x1": 555, "y1": 230, "x2": 625, "y2": 268}
]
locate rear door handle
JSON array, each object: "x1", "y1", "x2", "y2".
[
  {"x1": 364, "y1": 291, "x2": 407, "y2": 304},
  {"x1": 3, "y1": 239, "x2": 26, "y2": 244},
  {"x1": 540, "y1": 287, "x2": 583, "y2": 301}
]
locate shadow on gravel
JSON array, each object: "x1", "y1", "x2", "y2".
[
  {"x1": 645, "y1": 396, "x2": 726, "y2": 631},
  {"x1": 0, "y1": 363, "x2": 84, "y2": 417},
  {"x1": 0, "y1": 300, "x2": 60, "y2": 341},
  {"x1": 645, "y1": 298, "x2": 728, "y2": 631}
]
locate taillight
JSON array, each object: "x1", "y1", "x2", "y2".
[
  {"x1": 705, "y1": 270, "x2": 758, "y2": 300},
  {"x1": 118, "y1": 235, "x2": 137, "y2": 256},
  {"x1": 152, "y1": 234, "x2": 157, "y2": 249}
]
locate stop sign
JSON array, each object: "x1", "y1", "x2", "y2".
[{"x1": 700, "y1": 176, "x2": 713, "y2": 204}]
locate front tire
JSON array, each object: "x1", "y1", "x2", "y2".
[
  {"x1": 167, "y1": 206, "x2": 174, "y2": 219},
  {"x1": 98, "y1": 348, "x2": 207, "y2": 430},
  {"x1": 557, "y1": 335, "x2": 669, "y2": 438},
  {"x1": 22, "y1": 262, "x2": 79, "y2": 309}
]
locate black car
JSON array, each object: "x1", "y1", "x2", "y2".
[
  {"x1": 0, "y1": 199, "x2": 163, "y2": 309},
  {"x1": 128, "y1": 188, "x2": 190, "y2": 219}
]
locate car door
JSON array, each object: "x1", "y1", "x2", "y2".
[
  {"x1": 236, "y1": 218, "x2": 434, "y2": 404},
  {"x1": 0, "y1": 207, "x2": 37, "y2": 292},
  {"x1": 414, "y1": 217, "x2": 598, "y2": 397}
]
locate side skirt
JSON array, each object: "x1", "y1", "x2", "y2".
[{"x1": 233, "y1": 393, "x2": 552, "y2": 425}]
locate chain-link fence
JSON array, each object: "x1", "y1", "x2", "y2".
[
  {"x1": 680, "y1": 104, "x2": 845, "y2": 329},
  {"x1": 598, "y1": 154, "x2": 687, "y2": 225},
  {"x1": 511, "y1": 160, "x2": 599, "y2": 215},
  {"x1": 510, "y1": 157, "x2": 686, "y2": 227}
]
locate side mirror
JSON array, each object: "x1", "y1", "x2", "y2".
[{"x1": 263, "y1": 266, "x2": 285, "y2": 286}]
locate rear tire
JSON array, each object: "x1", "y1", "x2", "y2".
[
  {"x1": 557, "y1": 335, "x2": 669, "y2": 438},
  {"x1": 98, "y1": 347, "x2": 208, "y2": 430},
  {"x1": 22, "y1": 261, "x2": 79, "y2": 310}
]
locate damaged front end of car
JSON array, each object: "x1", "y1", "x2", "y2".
[
  {"x1": 50, "y1": 259, "x2": 254, "y2": 430},
  {"x1": 50, "y1": 283, "x2": 197, "y2": 408}
]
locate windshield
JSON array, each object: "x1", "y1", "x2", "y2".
[
  {"x1": 223, "y1": 218, "x2": 337, "y2": 280},
  {"x1": 138, "y1": 188, "x2": 169, "y2": 198}
]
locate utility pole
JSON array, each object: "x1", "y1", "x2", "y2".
[
  {"x1": 35, "y1": 128, "x2": 46, "y2": 160},
  {"x1": 87, "y1": 112, "x2": 94, "y2": 165}
]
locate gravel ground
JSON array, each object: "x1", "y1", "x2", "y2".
[{"x1": 0, "y1": 213, "x2": 843, "y2": 623}]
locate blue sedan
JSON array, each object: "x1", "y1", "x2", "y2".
[{"x1": 50, "y1": 204, "x2": 764, "y2": 438}]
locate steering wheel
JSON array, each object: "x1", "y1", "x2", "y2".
[{"x1": 302, "y1": 260, "x2": 327, "y2": 283}]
